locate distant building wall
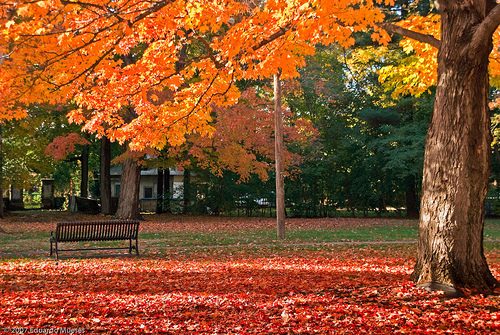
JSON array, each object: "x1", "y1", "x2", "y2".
[{"x1": 110, "y1": 166, "x2": 185, "y2": 212}]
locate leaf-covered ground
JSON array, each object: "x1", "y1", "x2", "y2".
[
  {"x1": 0, "y1": 212, "x2": 421, "y2": 253},
  {"x1": 1, "y1": 244, "x2": 500, "y2": 334}
]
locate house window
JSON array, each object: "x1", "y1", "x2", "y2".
[
  {"x1": 115, "y1": 184, "x2": 121, "y2": 198},
  {"x1": 144, "y1": 186, "x2": 153, "y2": 199}
]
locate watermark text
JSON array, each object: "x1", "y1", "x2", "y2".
[{"x1": 3, "y1": 328, "x2": 85, "y2": 334}]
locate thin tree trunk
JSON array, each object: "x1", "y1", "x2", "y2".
[
  {"x1": 156, "y1": 168, "x2": 164, "y2": 214},
  {"x1": 80, "y1": 145, "x2": 89, "y2": 198},
  {"x1": 411, "y1": 2, "x2": 499, "y2": 292},
  {"x1": 405, "y1": 174, "x2": 419, "y2": 218},
  {"x1": 164, "y1": 168, "x2": 171, "y2": 213},
  {"x1": 183, "y1": 169, "x2": 191, "y2": 214},
  {"x1": 100, "y1": 136, "x2": 112, "y2": 215},
  {"x1": 274, "y1": 71, "x2": 285, "y2": 239}
]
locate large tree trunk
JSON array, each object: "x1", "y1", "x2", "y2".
[
  {"x1": 411, "y1": 2, "x2": 499, "y2": 292},
  {"x1": 100, "y1": 136, "x2": 112, "y2": 215},
  {"x1": 115, "y1": 106, "x2": 141, "y2": 220}
]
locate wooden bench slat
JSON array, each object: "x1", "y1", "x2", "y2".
[{"x1": 50, "y1": 220, "x2": 140, "y2": 259}]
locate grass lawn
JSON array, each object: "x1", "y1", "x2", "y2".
[
  {"x1": 1, "y1": 212, "x2": 420, "y2": 254},
  {"x1": 2, "y1": 211, "x2": 500, "y2": 254},
  {"x1": 1, "y1": 211, "x2": 500, "y2": 333}
]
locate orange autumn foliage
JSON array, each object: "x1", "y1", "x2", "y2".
[
  {"x1": 0, "y1": 0, "x2": 390, "y2": 151},
  {"x1": 44, "y1": 132, "x2": 91, "y2": 161},
  {"x1": 169, "y1": 87, "x2": 317, "y2": 182}
]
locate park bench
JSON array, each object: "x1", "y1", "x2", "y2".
[{"x1": 50, "y1": 220, "x2": 140, "y2": 259}]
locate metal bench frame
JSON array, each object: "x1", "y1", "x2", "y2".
[{"x1": 50, "y1": 220, "x2": 140, "y2": 259}]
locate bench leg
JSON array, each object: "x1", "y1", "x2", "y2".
[
  {"x1": 130, "y1": 238, "x2": 139, "y2": 255},
  {"x1": 50, "y1": 239, "x2": 58, "y2": 259}
]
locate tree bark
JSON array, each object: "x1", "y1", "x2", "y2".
[
  {"x1": 115, "y1": 145, "x2": 141, "y2": 220},
  {"x1": 156, "y1": 168, "x2": 164, "y2": 214},
  {"x1": 80, "y1": 145, "x2": 89, "y2": 198},
  {"x1": 274, "y1": 71, "x2": 286, "y2": 239},
  {"x1": 405, "y1": 174, "x2": 419, "y2": 218},
  {"x1": 164, "y1": 168, "x2": 171, "y2": 213},
  {"x1": 183, "y1": 169, "x2": 191, "y2": 214},
  {"x1": 100, "y1": 136, "x2": 112, "y2": 215},
  {"x1": 410, "y1": 1, "x2": 499, "y2": 292},
  {"x1": 115, "y1": 107, "x2": 141, "y2": 220}
]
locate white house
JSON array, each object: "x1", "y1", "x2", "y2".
[{"x1": 110, "y1": 166, "x2": 185, "y2": 212}]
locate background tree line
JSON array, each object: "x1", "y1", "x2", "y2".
[
  {"x1": 1, "y1": 41, "x2": 434, "y2": 218},
  {"x1": 178, "y1": 43, "x2": 433, "y2": 218}
]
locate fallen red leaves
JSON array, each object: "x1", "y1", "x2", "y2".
[{"x1": 1, "y1": 246, "x2": 499, "y2": 334}]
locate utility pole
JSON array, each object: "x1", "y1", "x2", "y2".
[{"x1": 274, "y1": 71, "x2": 285, "y2": 239}]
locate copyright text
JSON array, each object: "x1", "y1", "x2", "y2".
[{"x1": 3, "y1": 328, "x2": 85, "y2": 334}]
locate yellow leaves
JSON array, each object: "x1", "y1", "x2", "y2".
[
  {"x1": 488, "y1": 30, "x2": 500, "y2": 108},
  {"x1": 376, "y1": 14, "x2": 439, "y2": 98},
  {"x1": 379, "y1": 59, "x2": 436, "y2": 98},
  {"x1": 349, "y1": 47, "x2": 375, "y2": 65}
]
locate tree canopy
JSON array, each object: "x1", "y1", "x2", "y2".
[{"x1": 0, "y1": 0, "x2": 390, "y2": 150}]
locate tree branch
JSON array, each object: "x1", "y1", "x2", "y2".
[
  {"x1": 197, "y1": 37, "x2": 224, "y2": 69},
  {"x1": 251, "y1": 26, "x2": 292, "y2": 53},
  {"x1": 376, "y1": 22, "x2": 441, "y2": 50},
  {"x1": 231, "y1": 24, "x2": 293, "y2": 64},
  {"x1": 132, "y1": 0, "x2": 174, "y2": 23},
  {"x1": 60, "y1": 0, "x2": 105, "y2": 11},
  {"x1": 470, "y1": 2, "x2": 500, "y2": 52}
]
